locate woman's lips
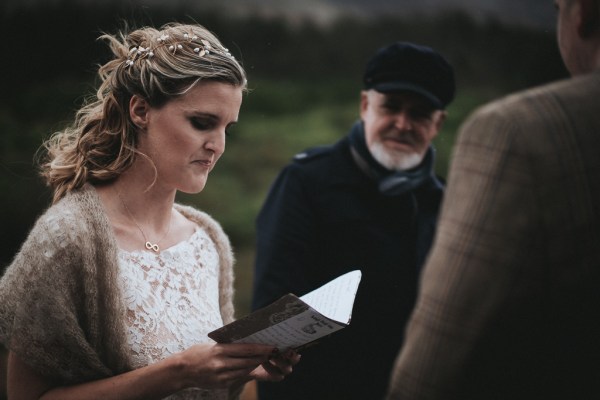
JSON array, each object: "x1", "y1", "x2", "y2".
[{"x1": 192, "y1": 159, "x2": 212, "y2": 168}]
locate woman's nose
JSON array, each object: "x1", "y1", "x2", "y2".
[{"x1": 204, "y1": 131, "x2": 226, "y2": 154}]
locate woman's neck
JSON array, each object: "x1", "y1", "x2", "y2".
[{"x1": 94, "y1": 174, "x2": 177, "y2": 253}]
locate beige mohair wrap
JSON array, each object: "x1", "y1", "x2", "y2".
[{"x1": 0, "y1": 184, "x2": 235, "y2": 384}]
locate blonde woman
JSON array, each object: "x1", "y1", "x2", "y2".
[{"x1": 0, "y1": 22, "x2": 299, "y2": 400}]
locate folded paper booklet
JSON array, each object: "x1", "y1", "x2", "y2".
[{"x1": 208, "y1": 270, "x2": 362, "y2": 350}]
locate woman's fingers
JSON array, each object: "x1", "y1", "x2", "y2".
[
  {"x1": 251, "y1": 349, "x2": 302, "y2": 382},
  {"x1": 182, "y1": 343, "x2": 300, "y2": 388}
]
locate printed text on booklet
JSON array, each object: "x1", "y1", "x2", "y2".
[{"x1": 208, "y1": 270, "x2": 362, "y2": 350}]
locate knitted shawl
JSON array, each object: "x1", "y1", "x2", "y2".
[{"x1": 0, "y1": 184, "x2": 235, "y2": 384}]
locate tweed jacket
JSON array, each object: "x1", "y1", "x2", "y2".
[
  {"x1": 0, "y1": 184, "x2": 235, "y2": 385},
  {"x1": 386, "y1": 70, "x2": 600, "y2": 399}
]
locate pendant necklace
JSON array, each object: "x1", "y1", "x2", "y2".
[{"x1": 117, "y1": 190, "x2": 172, "y2": 253}]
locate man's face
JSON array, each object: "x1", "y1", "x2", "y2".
[
  {"x1": 360, "y1": 90, "x2": 445, "y2": 171},
  {"x1": 556, "y1": 0, "x2": 580, "y2": 75},
  {"x1": 555, "y1": 0, "x2": 596, "y2": 75}
]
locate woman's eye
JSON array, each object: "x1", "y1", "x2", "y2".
[{"x1": 191, "y1": 118, "x2": 212, "y2": 131}]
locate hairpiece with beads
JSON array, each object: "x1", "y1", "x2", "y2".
[{"x1": 124, "y1": 31, "x2": 235, "y2": 68}]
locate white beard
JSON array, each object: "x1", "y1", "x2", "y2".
[{"x1": 369, "y1": 141, "x2": 424, "y2": 171}]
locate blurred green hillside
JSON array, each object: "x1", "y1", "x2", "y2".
[{"x1": 0, "y1": 2, "x2": 567, "y2": 316}]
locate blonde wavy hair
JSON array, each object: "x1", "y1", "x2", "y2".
[{"x1": 39, "y1": 22, "x2": 247, "y2": 203}]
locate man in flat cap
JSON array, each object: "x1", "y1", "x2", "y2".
[{"x1": 251, "y1": 42, "x2": 456, "y2": 400}]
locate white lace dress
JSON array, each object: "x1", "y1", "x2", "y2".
[{"x1": 118, "y1": 227, "x2": 229, "y2": 400}]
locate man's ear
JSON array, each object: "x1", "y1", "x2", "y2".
[
  {"x1": 434, "y1": 110, "x2": 447, "y2": 133},
  {"x1": 129, "y1": 95, "x2": 150, "y2": 129},
  {"x1": 578, "y1": 0, "x2": 600, "y2": 38},
  {"x1": 359, "y1": 90, "x2": 369, "y2": 118}
]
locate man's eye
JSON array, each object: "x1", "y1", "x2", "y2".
[
  {"x1": 410, "y1": 109, "x2": 434, "y2": 120},
  {"x1": 411, "y1": 113, "x2": 430, "y2": 120},
  {"x1": 383, "y1": 103, "x2": 401, "y2": 112}
]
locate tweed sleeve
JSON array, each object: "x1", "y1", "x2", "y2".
[{"x1": 386, "y1": 97, "x2": 540, "y2": 399}]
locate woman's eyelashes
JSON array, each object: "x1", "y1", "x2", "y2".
[
  {"x1": 190, "y1": 117, "x2": 214, "y2": 131},
  {"x1": 189, "y1": 115, "x2": 237, "y2": 137}
]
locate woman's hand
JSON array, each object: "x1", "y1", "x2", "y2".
[
  {"x1": 250, "y1": 349, "x2": 302, "y2": 382},
  {"x1": 7, "y1": 344, "x2": 301, "y2": 400},
  {"x1": 178, "y1": 343, "x2": 281, "y2": 389}
]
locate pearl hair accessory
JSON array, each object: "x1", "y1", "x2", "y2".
[{"x1": 124, "y1": 31, "x2": 235, "y2": 68}]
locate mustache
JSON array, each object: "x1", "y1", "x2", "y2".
[{"x1": 381, "y1": 131, "x2": 421, "y2": 147}]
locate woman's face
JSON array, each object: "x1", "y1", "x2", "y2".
[{"x1": 132, "y1": 81, "x2": 243, "y2": 194}]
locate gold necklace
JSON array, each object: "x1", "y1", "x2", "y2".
[{"x1": 116, "y1": 190, "x2": 172, "y2": 253}]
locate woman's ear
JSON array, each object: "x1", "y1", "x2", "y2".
[{"x1": 129, "y1": 95, "x2": 150, "y2": 129}]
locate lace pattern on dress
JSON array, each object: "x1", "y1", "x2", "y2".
[{"x1": 118, "y1": 227, "x2": 228, "y2": 400}]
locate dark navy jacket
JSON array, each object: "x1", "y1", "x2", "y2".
[{"x1": 252, "y1": 133, "x2": 443, "y2": 400}]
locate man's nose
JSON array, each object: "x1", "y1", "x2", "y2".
[{"x1": 394, "y1": 111, "x2": 413, "y2": 130}]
